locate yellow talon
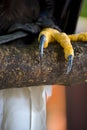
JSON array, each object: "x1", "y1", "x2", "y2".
[
  {"x1": 68, "y1": 32, "x2": 87, "y2": 42},
  {"x1": 38, "y1": 28, "x2": 55, "y2": 48},
  {"x1": 38, "y1": 28, "x2": 87, "y2": 73},
  {"x1": 38, "y1": 28, "x2": 74, "y2": 60}
]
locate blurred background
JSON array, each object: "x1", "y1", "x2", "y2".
[
  {"x1": 66, "y1": 1, "x2": 87, "y2": 130},
  {"x1": 76, "y1": 0, "x2": 87, "y2": 32},
  {"x1": 80, "y1": 0, "x2": 87, "y2": 17}
]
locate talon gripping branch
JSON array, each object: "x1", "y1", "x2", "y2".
[
  {"x1": 0, "y1": 1, "x2": 86, "y2": 130},
  {"x1": 0, "y1": 0, "x2": 85, "y2": 74}
]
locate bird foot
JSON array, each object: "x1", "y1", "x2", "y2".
[
  {"x1": 38, "y1": 28, "x2": 87, "y2": 73},
  {"x1": 38, "y1": 28, "x2": 74, "y2": 74}
]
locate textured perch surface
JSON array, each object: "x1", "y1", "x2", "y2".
[{"x1": 0, "y1": 40, "x2": 87, "y2": 89}]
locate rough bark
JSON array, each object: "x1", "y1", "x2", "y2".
[{"x1": 0, "y1": 40, "x2": 87, "y2": 89}]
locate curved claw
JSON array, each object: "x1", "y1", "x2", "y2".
[
  {"x1": 66, "y1": 55, "x2": 73, "y2": 74},
  {"x1": 39, "y1": 35, "x2": 46, "y2": 58}
]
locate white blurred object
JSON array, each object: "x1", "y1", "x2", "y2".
[
  {"x1": 75, "y1": 17, "x2": 87, "y2": 33},
  {"x1": 0, "y1": 86, "x2": 52, "y2": 130}
]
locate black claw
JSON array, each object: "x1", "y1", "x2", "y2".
[
  {"x1": 66, "y1": 55, "x2": 73, "y2": 74},
  {"x1": 39, "y1": 35, "x2": 46, "y2": 58}
]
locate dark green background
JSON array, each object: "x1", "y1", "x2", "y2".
[{"x1": 80, "y1": 0, "x2": 87, "y2": 17}]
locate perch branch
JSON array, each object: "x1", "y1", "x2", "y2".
[{"x1": 0, "y1": 41, "x2": 87, "y2": 89}]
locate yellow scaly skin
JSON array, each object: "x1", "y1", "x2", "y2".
[
  {"x1": 38, "y1": 28, "x2": 74, "y2": 60},
  {"x1": 38, "y1": 28, "x2": 87, "y2": 73},
  {"x1": 68, "y1": 32, "x2": 87, "y2": 42}
]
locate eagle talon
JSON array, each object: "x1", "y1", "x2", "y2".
[
  {"x1": 39, "y1": 35, "x2": 46, "y2": 58},
  {"x1": 38, "y1": 28, "x2": 87, "y2": 74},
  {"x1": 66, "y1": 55, "x2": 73, "y2": 74}
]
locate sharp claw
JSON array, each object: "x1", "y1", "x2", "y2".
[
  {"x1": 39, "y1": 35, "x2": 46, "y2": 58},
  {"x1": 66, "y1": 55, "x2": 73, "y2": 74}
]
